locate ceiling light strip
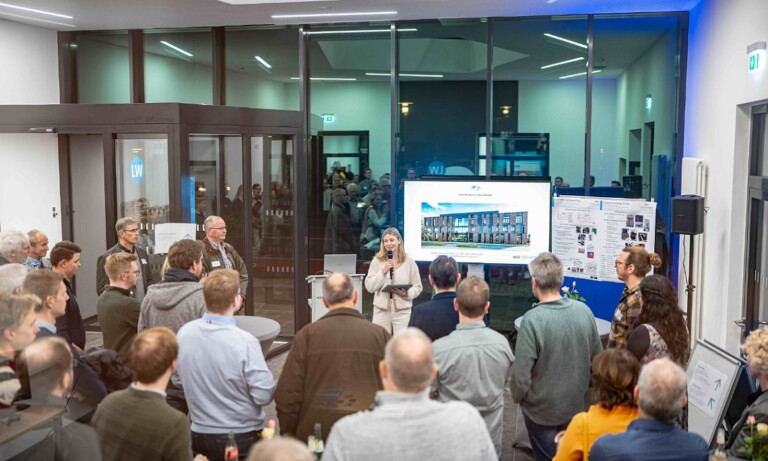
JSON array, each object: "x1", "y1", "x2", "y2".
[
  {"x1": 365, "y1": 72, "x2": 443, "y2": 78},
  {"x1": 559, "y1": 69, "x2": 602, "y2": 79},
  {"x1": 0, "y1": 2, "x2": 72, "y2": 19},
  {"x1": 255, "y1": 56, "x2": 272, "y2": 68},
  {"x1": 161, "y1": 41, "x2": 193, "y2": 57},
  {"x1": 290, "y1": 77, "x2": 357, "y2": 81},
  {"x1": 540, "y1": 57, "x2": 584, "y2": 69},
  {"x1": 544, "y1": 33, "x2": 588, "y2": 50},
  {"x1": 273, "y1": 11, "x2": 396, "y2": 19},
  {"x1": 0, "y1": 11, "x2": 75, "y2": 27},
  {"x1": 305, "y1": 28, "x2": 416, "y2": 35}
]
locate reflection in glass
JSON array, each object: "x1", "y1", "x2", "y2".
[
  {"x1": 144, "y1": 29, "x2": 213, "y2": 104},
  {"x1": 115, "y1": 135, "x2": 169, "y2": 277},
  {"x1": 591, "y1": 15, "x2": 679, "y2": 205},
  {"x1": 77, "y1": 32, "x2": 130, "y2": 103},
  {"x1": 493, "y1": 17, "x2": 588, "y2": 189},
  {"x1": 252, "y1": 135, "x2": 296, "y2": 335},
  {"x1": 225, "y1": 27, "x2": 299, "y2": 110},
  {"x1": 307, "y1": 25, "x2": 392, "y2": 322}
]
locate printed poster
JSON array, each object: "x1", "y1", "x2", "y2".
[{"x1": 552, "y1": 196, "x2": 656, "y2": 282}]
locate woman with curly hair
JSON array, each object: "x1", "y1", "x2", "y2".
[
  {"x1": 553, "y1": 349, "x2": 640, "y2": 461},
  {"x1": 627, "y1": 274, "x2": 690, "y2": 366},
  {"x1": 727, "y1": 328, "x2": 768, "y2": 456}
]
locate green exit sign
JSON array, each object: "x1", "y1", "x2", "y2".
[
  {"x1": 749, "y1": 52, "x2": 760, "y2": 72},
  {"x1": 322, "y1": 114, "x2": 335, "y2": 123}
]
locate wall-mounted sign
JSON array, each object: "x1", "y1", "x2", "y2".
[
  {"x1": 427, "y1": 160, "x2": 446, "y2": 175},
  {"x1": 747, "y1": 41, "x2": 766, "y2": 74},
  {"x1": 322, "y1": 113, "x2": 335, "y2": 123},
  {"x1": 130, "y1": 156, "x2": 144, "y2": 185}
]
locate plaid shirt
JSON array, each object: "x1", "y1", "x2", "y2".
[{"x1": 607, "y1": 285, "x2": 643, "y2": 348}]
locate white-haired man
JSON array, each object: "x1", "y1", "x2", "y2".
[
  {"x1": 200, "y1": 215, "x2": 249, "y2": 294},
  {"x1": 25, "y1": 229, "x2": 51, "y2": 271},
  {"x1": 0, "y1": 230, "x2": 29, "y2": 266}
]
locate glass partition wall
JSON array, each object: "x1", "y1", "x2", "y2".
[{"x1": 62, "y1": 13, "x2": 685, "y2": 340}]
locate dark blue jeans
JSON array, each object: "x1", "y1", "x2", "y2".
[
  {"x1": 523, "y1": 413, "x2": 568, "y2": 461},
  {"x1": 191, "y1": 430, "x2": 262, "y2": 461}
]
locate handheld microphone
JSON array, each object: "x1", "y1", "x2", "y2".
[{"x1": 387, "y1": 250, "x2": 393, "y2": 279}]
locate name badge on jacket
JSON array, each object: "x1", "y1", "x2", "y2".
[{"x1": 212, "y1": 261, "x2": 221, "y2": 268}]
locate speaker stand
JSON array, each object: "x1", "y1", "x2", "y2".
[{"x1": 685, "y1": 234, "x2": 696, "y2": 334}]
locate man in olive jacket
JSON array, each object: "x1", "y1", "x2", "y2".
[
  {"x1": 275, "y1": 272, "x2": 390, "y2": 442},
  {"x1": 200, "y1": 215, "x2": 249, "y2": 294}
]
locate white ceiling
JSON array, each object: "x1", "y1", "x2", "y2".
[{"x1": 0, "y1": 0, "x2": 702, "y2": 31}]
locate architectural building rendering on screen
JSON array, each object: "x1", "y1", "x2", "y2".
[{"x1": 422, "y1": 210, "x2": 529, "y2": 247}]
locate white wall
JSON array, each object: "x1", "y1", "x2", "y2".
[
  {"x1": 0, "y1": 19, "x2": 58, "y2": 104},
  {"x1": 0, "y1": 134, "x2": 62, "y2": 243},
  {"x1": 685, "y1": 0, "x2": 768, "y2": 352},
  {"x1": 0, "y1": 19, "x2": 61, "y2": 243}
]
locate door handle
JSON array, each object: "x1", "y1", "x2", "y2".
[{"x1": 735, "y1": 318, "x2": 747, "y2": 329}]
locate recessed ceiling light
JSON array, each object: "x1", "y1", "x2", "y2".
[
  {"x1": 273, "y1": 11, "x2": 396, "y2": 19},
  {"x1": 255, "y1": 56, "x2": 272, "y2": 68},
  {"x1": 161, "y1": 41, "x2": 193, "y2": 57},
  {"x1": 559, "y1": 69, "x2": 602, "y2": 79},
  {"x1": 540, "y1": 57, "x2": 584, "y2": 69},
  {"x1": 544, "y1": 33, "x2": 588, "y2": 50},
  {"x1": 0, "y1": 11, "x2": 74, "y2": 27},
  {"x1": 290, "y1": 77, "x2": 357, "y2": 81},
  {"x1": 0, "y1": 2, "x2": 72, "y2": 19},
  {"x1": 305, "y1": 28, "x2": 415, "y2": 35},
  {"x1": 365, "y1": 72, "x2": 443, "y2": 78},
  {"x1": 547, "y1": 0, "x2": 558, "y2": 3}
]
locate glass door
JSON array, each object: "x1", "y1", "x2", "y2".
[
  {"x1": 744, "y1": 106, "x2": 768, "y2": 338},
  {"x1": 115, "y1": 134, "x2": 170, "y2": 282},
  {"x1": 251, "y1": 134, "x2": 296, "y2": 336}
]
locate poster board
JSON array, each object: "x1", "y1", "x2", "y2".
[
  {"x1": 686, "y1": 339, "x2": 744, "y2": 447},
  {"x1": 154, "y1": 223, "x2": 197, "y2": 254},
  {"x1": 552, "y1": 196, "x2": 656, "y2": 282}
]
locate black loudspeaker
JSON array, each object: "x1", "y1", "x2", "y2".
[{"x1": 671, "y1": 195, "x2": 704, "y2": 235}]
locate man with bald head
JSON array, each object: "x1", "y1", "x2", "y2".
[
  {"x1": 589, "y1": 358, "x2": 708, "y2": 461},
  {"x1": 276, "y1": 272, "x2": 390, "y2": 442},
  {"x1": 200, "y1": 215, "x2": 249, "y2": 294},
  {"x1": 323, "y1": 328, "x2": 496, "y2": 461}
]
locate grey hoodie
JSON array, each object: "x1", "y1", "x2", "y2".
[{"x1": 138, "y1": 281, "x2": 206, "y2": 334}]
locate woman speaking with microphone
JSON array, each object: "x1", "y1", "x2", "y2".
[{"x1": 365, "y1": 227, "x2": 423, "y2": 334}]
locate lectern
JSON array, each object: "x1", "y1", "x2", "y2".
[{"x1": 306, "y1": 274, "x2": 365, "y2": 322}]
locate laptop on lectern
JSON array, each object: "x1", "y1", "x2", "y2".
[{"x1": 323, "y1": 254, "x2": 357, "y2": 275}]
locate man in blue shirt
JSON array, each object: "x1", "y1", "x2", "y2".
[
  {"x1": 177, "y1": 269, "x2": 275, "y2": 460},
  {"x1": 590, "y1": 358, "x2": 708, "y2": 461}
]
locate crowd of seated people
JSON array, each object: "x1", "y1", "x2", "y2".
[{"x1": 0, "y1": 223, "x2": 763, "y2": 461}]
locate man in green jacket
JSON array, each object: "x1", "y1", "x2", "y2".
[
  {"x1": 97, "y1": 252, "x2": 141, "y2": 363},
  {"x1": 511, "y1": 252, "x2": 603, "y2": 461},
  {"x1": 201, "y1": 215, "x2": 249, "y2": 295}
]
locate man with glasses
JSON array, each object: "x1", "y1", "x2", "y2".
[
  {"x1": 201, "y1": 215, "x2": 249, "y2": 295},
  {"x1": 176, "y1": 269, "x2": 275, "y2": 460},
  {"x1": 97, "y1": 217, "x2": 153, "y2": 303},
  {"x1": 97, "y1": 253, "x2": 141, "y2": 363}
]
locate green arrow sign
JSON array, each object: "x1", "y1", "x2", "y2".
[
  {"x1": 708, "y1": 397, "x2": 715, "y2": 409},
  {"x1": 715, "y1": 379, "x2": 722, "y2": 391}
]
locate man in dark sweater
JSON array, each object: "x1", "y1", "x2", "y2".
[
  {"x1": 93, "y1": 327, "x2": 198, "y2": 461},
  {"x1": 50, "y1": 241, "x2": 86, "y2": 350},
  {"x1": 408, "y1": 255, "x2": 462, "y2": 341},
  {"x1": 97, "y1": 253, "x2": 141, "y2": 363}
]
